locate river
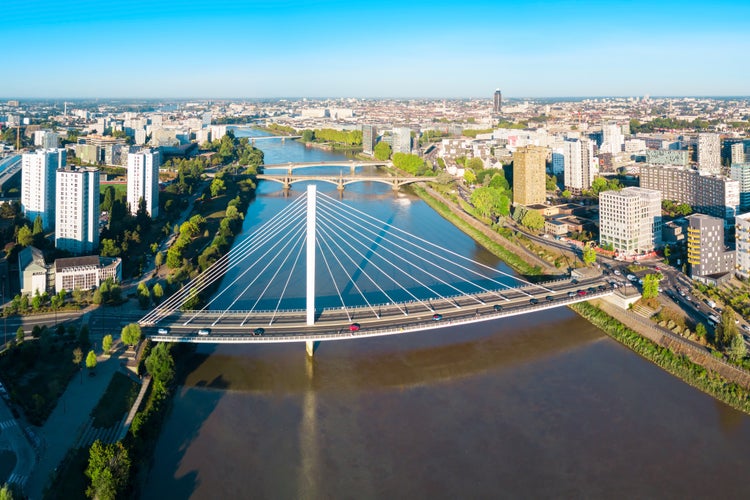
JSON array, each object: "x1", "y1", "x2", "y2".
[{"x1": 143, "y1": 129, "x2": 750, "y2": 499}]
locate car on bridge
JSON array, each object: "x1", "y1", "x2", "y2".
[
  {"x1": 349, "y1": 323, "x2": 361, "y2": 332},
  {"x1": 157, "y1": 327, "x2": 170, "y2": 335},
  {"x1": 253, "y1": 328, "x2": 265, "y2": 336},
  {"x1": 432, "y1": 313, "x2": 443, "y2": 321},
  {"x1": 568, "y1": 291, "x2": 576, "y2": 297},
  {"x1": 577, "y1": 290, "x2": 587, "y2": 296},
  {"x1": 198, "y1": 328, "x2": 211, "y2": 336},
  {"x1": 546, "y1": 296, "x2": 554, "y2": 302},
  {"x1": 493, "y1": 304, "x2": 503, "y2": 312},
  {"x1": 529, "y1": 298, "x2": 539, "y2": 305}
]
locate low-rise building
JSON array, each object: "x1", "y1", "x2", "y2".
[
  {"x1": 54, "y1": 255, "x2": 122, "y2": 293},
  {"x1": 19, "y1": 246, "x2": 51, "y2": 295}
]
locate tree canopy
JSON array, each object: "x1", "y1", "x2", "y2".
[
  {"x1": 373, "y1": 142, "x2": 391, "y2": 161},
  {"x1": 121, "y1": 323, "x2": 142, "y2": 348},
  {"x1": 86, "y1": 440, "x2": 131, "y2": 500}
]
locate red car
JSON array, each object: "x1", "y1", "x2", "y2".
[
  {"x1": 577, "y1": 290, "x2": 587, "y2": 296},
  {"x1": 349, "y1": 323, "x2": 361, "y2": 332}
]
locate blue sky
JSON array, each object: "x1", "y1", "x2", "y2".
[{"x1": 3, "y1": 0, "x2": 750, "y2": 98}]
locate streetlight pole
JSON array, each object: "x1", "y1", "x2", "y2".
[{"x1": 2, "y1": 277, "x2": 6, "y2": 348}]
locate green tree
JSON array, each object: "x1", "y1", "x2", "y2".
[
  {"x1": 465, "y1": 157, "x2": 484, "y2": 171},
  {"x1": 210, "y1": 177, "x2": 226, "y2": 197},
  {"x1": 717, "y1": 308, "x2": 739, "y2": 347},
  {"x1": 582, "y1": 246, "x2": 597, "y2": 266},
  {"x1": 392, "y1": 153, "x2": 425, "y2": 174},
  {"x1": 102, "y1": 334, "x2": 113, "y2": 354},
  {"x1": 137, "y1": 282, "x2": 151, "y2": 309},
  {"x1": 729, "y1": 332, "x2": 747, "y2": 362},
  {"x1": 463, "y1": 169, "x2": 477, "y2": 185},
  {"x1": 561, "y1": 189, "x2": 572, "y2": 199},
  {"x1": 85, "y1": 350, "x2": 97, "y2": 370},
  {"x1": 155, "y1": 251, "x2": 164, "y2": 268},
  {"x1": 545, "y1": 174, "x2": 558, "y2": 191},
  {"x1": 17, "y1": 225, "x2": 33, "y2": 246},
  {"x1": 152, "y1": 283, "x2": 164, "y2": 303},
  {"x1": 32, "y1": 215, "x2": 44, "y2": 236},
  {"x1": 488, "y1": 172, "x2": 510, "y2": 191},
  {"x1": 85, "y1": 440, "x2": 131, "y2": 500},
  {"x1": 120, "y1": 323, "x2": 142, "y2": 348},
  {"x1": 641, "y1": 273, "x2": 661, "y2": 299},
  {"x1": 301, "y1": 129, "x2": 314, "y2": 142},
  {"x1": 145, "y1": 342, "x2": 175, "y2": 392},
  {"x1": 373, "y1": 141, "x2": 391, "y2": 161},
  {"x1": 0, "y1": 483, "x2": 16, "y2": 500},
  {"x1": 520, "y1": 210, "x2": 545, "y2": 231},
  {"x1": 16, "y1": 326, "x2": 24, "y2": 343},
  {"x1": 470, "y1": 187, "x2": 504, "y2": 219},
  {"x1": 695, "y1": 322, "x2": 707, "y2": 340}
]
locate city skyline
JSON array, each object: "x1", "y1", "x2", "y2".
[{"x1": 3, "y1": 0, "x2": 750, "y2": 98}]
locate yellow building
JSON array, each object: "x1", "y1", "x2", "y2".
[{"x1": 512, "y1": 145, "x2": 548, "y2": 206}]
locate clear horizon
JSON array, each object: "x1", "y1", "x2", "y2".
[{"x1": 4, "y1": 0, "x2": 750, "y2": 99}]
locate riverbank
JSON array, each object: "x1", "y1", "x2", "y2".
[{"x1": 571, "y1": 301, "x2": 750, "y2": 414}]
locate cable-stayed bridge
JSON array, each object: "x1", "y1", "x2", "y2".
[{"x1": 140, "y1": 186, "x2": 613, "y2": 355}]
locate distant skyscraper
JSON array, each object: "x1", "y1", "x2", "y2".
[
  {"x1": 512, "y1": 145, "x2": 548, "y2": 206},
  {"x1": 21, "y1": 148, "x2": 66, "y2": 230},
  {"x1": 493, "y1": 89, "x2": 502, "y2": 115},
  {"x1": 392, "y1": 127, "x2": 412, "y2": 154},
  {"x1": 563, "y1": 138, "x2": 597, "y2": 194},
  {"x1": 362, "y1": 125, "x2": 377, "y2": 155},
  {"x1": 127, "y1": 150, "x2": 161, "y2": 217},
  {"x1": 697, "y1": 133, "x2": 721, "y2": 174},
  {"x1": 55, "y1": 166, "x2": 100, "y2": 255}
]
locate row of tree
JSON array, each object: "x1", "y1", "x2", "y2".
[{"x1": 300, "y1": 128, "x2": 362, "y2": 146}]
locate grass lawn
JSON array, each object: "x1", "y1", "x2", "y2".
[
  {"x1": 91, "y1": 371, "x2": 140, "y2": 428},
  {"x1": 100, "y1": 182, "x2": 127, "y2": 199},
  {"x1": 46, "y1": 447, "x2": 89, "y2": 500}
]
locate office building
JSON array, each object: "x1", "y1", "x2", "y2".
[
  {"x1": 55, "y1": 166, "x2": 100, "y2": 255},
  {"x1": 730, "y1": 163, "x2": 750, "y2": 211},
  {"x1": 697, "y1": 133, "x2": 721, "y2": 174},
  {"x1": 21, "y1": 148, "x2": 65, "y2": 230},
  {"x1": 512, "y1": 145, "x2": 548, "y2": 206},
  {"x1": 640, "y1": 165, "x2": 739, "y2": 222},
  {"x1": 493, "y1": 89, "x2": 502, "y2": 115},
  {"x1": 599, "y1": 187, "x2": 662, "y2": 255},
  {"x1": 54, "y1": 255, "x2": 122, "y2": 293},
  {"x1": 731, "y1": 142, "x2": 746, "y2": 165},
  {"x1": 392, "y1": 127, "x2": 412, "y2": 154},
  {"x1": 562, "y1": 138, "x2": 596, "y2": 194},
  {"x1": 127, "y1": 150, "x2": 161, "y2": 217},
  {"x1": 362, "y1": 125, "x2": 377, "y2": 155},
  {"x1": 735, "y1": 213, "x2": 750, "y2": 279},
  {"x1": 686, "y1": 214, "x2": 734, "y2": 284}
]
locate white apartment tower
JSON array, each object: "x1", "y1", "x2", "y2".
[
  {"x1": 55, "y1": 166, "x2": 100, "y2": 255},
  {"x1": 697, "y1": 133, "x2": 721, "y2": 174},
  {"x1": 563, "y1": 138, "x2": 597, "y2": 194},
  {"x1": 600, "y1": 123, "x2": 624, "y2": 155},
  {"x1": 599, "y1": 187, "x2": 662, "y2": 256},
  {"x1": 392, "y1": 127, "x2": 412, "y2": 154},
  {"x1": 127, "y1": 150, "x2": 161, "y2": 217},
  {"x1": 735, "y1": 213, "x2": 750, "y2": 279},
  {"x1": 731, "y1": 142, "x2": 746, "y2": 165},
  {"x1": 21, "y1": 148, "x2": 66, "y2": 230}
]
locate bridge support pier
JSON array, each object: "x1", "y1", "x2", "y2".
[{"x1": 306, "y1": 340, "x2": 317, "y2": 357}]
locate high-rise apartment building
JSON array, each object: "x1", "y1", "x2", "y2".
[
  {"x1": 599, "y1": 123, "x2": 624, "y2": 155},
  {"x1": 735, "y1": 213, "x2": 750, "y2": 279},
  {"x1": 392, "y1": 127, "x2": 412, "y2": 154},
  {"x1": 697, "y1": 133, "x2": 721, "y2": 174},
  {"x1": 640, "y1": 165, "x2": 739, "y2": 222},
  {"x1": 562, "y1": 138, "x2": 596, "y2": 194},
  {"x1": 599, "y1": 187, "x2": 662, "y2": 255},
  {"x1": 33, "y1": 130, "x2": 59, "y2": 149},
  {"x1": 55, "y1": 166, "x2": 100, "y2": 255},
  {"x1": 512, "y1": 145, "x2": 548, "y2": 206},
  {"x1": 686, "y1": 214, "x2": 734, "y2": 284},
  {"x1": 127, "y1": 150, "x2": 161, "y2": 217},
  {"x1": 730, "y1": 163, "x2": 750, "y2": 211},
  {"x1": 731, "y1": 142, "x2": 746, "y2": 165},
  {"x1": 493, "y1": 89, "x2": 502, "y2": 115},
  {"x1": 21, "y1": 148, "x2": 66, "y2": 230},
  {"x1": 362, "y1": 125, "x2": 377, "y2": 155}
]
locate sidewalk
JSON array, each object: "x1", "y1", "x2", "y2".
[{"x1": 25, "y1": 347, "x2": 125, "y2": 500}]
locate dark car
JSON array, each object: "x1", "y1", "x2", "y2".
[
  {"x1": 253, "y1": 328, "x2": 265, "y2": 336},
  {"x1": 493, "y1": 304, "x2": 503, "y2": 312},
  {"x1": 349, "y1": 323, "x2": 361, "y2": 332},
  {"x1": 432, "y1": 313, "x2": 443, "y2": 321},
  {"x1": 546, "y1": 295, "x2": 554, "y2": 302},
  {"x1": 588, "y1": 287, "x2": 596, "y2": 294},
  {"x1": 571, "y1": 279, "x2": 579, "y2": 284},
  {"x1": 529, "y1": 298, "x2": 539, "y2": 305}
]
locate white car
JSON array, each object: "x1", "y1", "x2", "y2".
[
  {"x1": 627, "y1": 274, "x2": 637, "y2": 281},
  {"x1": 613, "y1": 270, "x2": 621, "y2": 276}
]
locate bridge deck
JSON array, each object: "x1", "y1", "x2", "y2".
[{"x1": 145, "y1": 277, "x2": 615, "y2": 344}]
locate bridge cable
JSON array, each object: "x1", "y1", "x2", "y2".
[
  {"x1": 316, "y1": 237, "x2": 352, "y2": 322},
  {"x1": 264, "y1": 229, "x2": 309, "y2": 327},
  {"x1": 140, "y1": 194, "x2": 307, "y2": 324}
]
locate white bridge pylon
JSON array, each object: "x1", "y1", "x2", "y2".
[{"x1": 138, "y1": 187, "x2": 554, "y2": 329}]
